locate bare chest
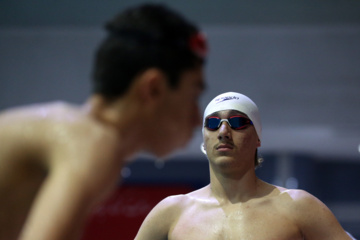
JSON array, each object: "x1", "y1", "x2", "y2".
[{"x1": 169, "y1": 203, "x2": 303, "y2": 240}]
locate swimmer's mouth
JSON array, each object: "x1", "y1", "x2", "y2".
[{"x1": 216, "y1": 143, "x2": 234, "y2": 150}]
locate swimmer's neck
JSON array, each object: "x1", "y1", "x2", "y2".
[
  {"x1": 208, "y1": 168, "x2": 263, "y2": 204},
  {"x1": 81, "y1": 95, "x2": 148, "y2": 160}
]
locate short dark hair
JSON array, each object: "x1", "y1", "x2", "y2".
[{"x1": 92, "y1": 3, "x2": 206, "y2": 100}]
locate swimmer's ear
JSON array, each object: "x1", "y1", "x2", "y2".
[
  {"x1": 137, "y1": 68, "x2": 167, "y2": 103},
  {"x1": 257, "y1": 139, "x2": 261, "y2": 147}
]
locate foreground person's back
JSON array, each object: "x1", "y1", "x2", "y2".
[
  {"x1": 0, "y1": 3, "x2": 207, "y2": 240},
  {"x1": 0, "y1": 102, "x2": 122, "y2": 239}
]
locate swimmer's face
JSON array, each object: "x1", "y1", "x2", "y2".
[
  {"x1": 203, "y1": 110, "x2": 260, "y2": 170},
  {"x1": 151, "y1": 66, "x2": 205, "y2": 157}
]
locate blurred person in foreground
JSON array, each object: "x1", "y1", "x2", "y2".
[
  {"x1": 135, "y1": 92, "x2": 354, "y2": 240},
  {"x1": 0, "y1": 3, "x2": 207, "y2": 240}
]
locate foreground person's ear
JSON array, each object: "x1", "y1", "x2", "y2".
[{"x1": 137, "y1": 68, "x2": 168, "y2": 104}]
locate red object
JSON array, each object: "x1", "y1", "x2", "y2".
[
  {"x1": 81, "y1": 185, "x2": 193, "y2": 240},
  {"x1": 189, "y1": 32, "x2": 208, "y2": 58}
]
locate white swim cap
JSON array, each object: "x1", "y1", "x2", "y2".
[{"x1": 203, "y1": 92, "x2": 262, "y2": 140}]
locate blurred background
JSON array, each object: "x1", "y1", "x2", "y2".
[{"x1": 1, "y1": 0, "x2": 359, "y2": 239}]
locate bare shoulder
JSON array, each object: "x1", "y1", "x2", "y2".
[
  {"x1": 135, "y1": 188, "x2": 208, "y2": 240},
  {"x1": 271, "y1": 187, "x2": 325, "y2": 215},
  {"x1": 0, "y1": 101, "x2": 119, "y2": 174},
  {"x1": 0, "y1": 102, "x2": 67, "y2": 162},
  {"x1": 278, "y1": 188, "x2": 325, "y2": 210},
  {"x1": 145, "y1": 186, "x2": 210, "y2": 220},
  {"x1": 1, "y1": 102, "x2": 108, "y2": 145},
  {"x1": 135, "y1": 193, "x2": 191, "y2": 239},
  {"x1": 154, "y1": 192, "x2": 194, "y2": 213},
  {"x1": 275, "y1": 187, "x2": 352, "y2": 239}
]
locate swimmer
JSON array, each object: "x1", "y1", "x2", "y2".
[
  {"x1": 135, "y1": 92, "x2": 353, "y2": 240},
  {"x1": 0, "y1": 3, "x2": 207, "y2": 240}
]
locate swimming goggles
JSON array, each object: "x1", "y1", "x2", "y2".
[{"x1": 204, "y1": 116, "x2": 253, "y2": 131}]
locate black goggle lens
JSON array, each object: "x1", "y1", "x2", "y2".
[{"x1": 205, "y1": 116, "x2": 253, "y2": 131}]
